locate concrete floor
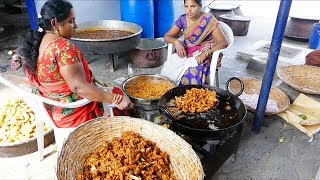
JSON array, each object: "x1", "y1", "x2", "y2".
[{"x1": 1, "y1": 7, "x2": 320, "y2": 180}]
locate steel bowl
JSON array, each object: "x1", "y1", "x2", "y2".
[
  {"x1": 71, "y1": 20, "x2": 142, "y2": 54},
  {"x1": 129, "y1": 38, "x2": 168, "y2": 68},
  {"x1": 122, "y1": 74, "x2": 175, "y2": 110},
  {"x1": 0, "y1": 129, "x2": 54, "y2": 157}
]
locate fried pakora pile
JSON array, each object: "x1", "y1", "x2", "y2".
[
  {"x1": 175, "y1": 88, "x2": 219, "y2": 113},
  {"x1": 77, "y1": 131, "x2": 175, "y2": 180}
]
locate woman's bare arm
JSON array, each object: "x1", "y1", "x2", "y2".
[
  {"x1": 164, "y1": 25, "x2": 181, "y2": 44},
  {"x1": 164, "y1": 25, "x2": 187, "y2": 58},
  {"x1": 196, "y1": 25, "x2": 228, "y2": 63},
  {"x1": 60, "y1": 63, "x2": 113, "y2": 103},
  {"x1": 60, "y1": 63, "x2": 132, "y2": 110},
  {"x1": 211, "y1": 25, "x2": 228, "y2": 52}
]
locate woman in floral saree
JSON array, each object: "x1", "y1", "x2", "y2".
[
  {"x1": 18, "y1": 0, "x2": 132, "y2": 128},
  {"x1": 161, "y1": 0, "x2": 228, "y2": 85}
]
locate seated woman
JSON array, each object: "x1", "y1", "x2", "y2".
[
  {"x1": 17, "y1": 0, "x2": 132, "y2": 128},
  {"x1": 161, "y1": 0, "x2": 228, "y2": 85}
]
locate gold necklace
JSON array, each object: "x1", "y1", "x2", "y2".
[{"x1": 46, "y1": 31, "x2": 59, "y2": 36}]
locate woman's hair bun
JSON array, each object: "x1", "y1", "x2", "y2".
[{"x1": 37, "y1": 17, "x2": 45, "y2": 29}]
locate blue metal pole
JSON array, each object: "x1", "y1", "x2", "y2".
[
  {"x1": 25, "y1": 0, "x2": 38, "y2": 30},
  {"x1": 252, "y1": 0, "x2": 292, "y2": 133}
]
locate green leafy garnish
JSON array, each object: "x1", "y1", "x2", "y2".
[
  {"x1": 279, "y1": 136, "x2": 286, "y2": 143},
  {"x1": 298, "y1": 114, "x2": 307, "y2": 120}
]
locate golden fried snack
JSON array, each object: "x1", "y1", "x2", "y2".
[
  {"x1": 0, "y1": 99, "x2": 49, "y2": 143},
  {"x1": 175, "y1": 88, "x2": 219, "y2": 113},
  {"x1": 77, "y1": 131, "x2": 175, "y2": 180},
  {"x1": 125, "y1": 77, "x2": 174, "y2": 99},
  {"x1": 73, "y1": 29, "x2": 134, "y2": 40}
]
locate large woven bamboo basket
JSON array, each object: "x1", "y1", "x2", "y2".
[
  {"x1": 57, "y1": 116, "x2": 204, "y2": 180},
  {"x1": 277, "y1": 65, "x2": 320, "y2": 94},
  {"x1": 228, "y1": 77, "x2": 290, "y2": 115}
]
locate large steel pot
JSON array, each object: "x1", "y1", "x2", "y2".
[
  {"x1": 122, "y1": 74, "x2": 175, "y2": 110},
  {"x1": 71, "y1": 20, "x2": 142, "y2": 54},
  {"x1": 219, "y1": 14, "x2": 251, "y2": 36},
  {"x1": 129, "y1": 38, "x2": 167, "y2": 68},
  {"x1": 208, "y1": 3, "x2": 242, "y2": 20},
  {"x1": 159, "y1": 77, "x2": 246, "y2": 140},
  {"x1": 284, "y1": 16, "x2": 319, "y2": 41}
]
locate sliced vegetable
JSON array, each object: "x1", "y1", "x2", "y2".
[
  {"x1": 298, "y1": 114, "x2": 307, "y2": 120},
  {"x1": 279, "y1": 136, "x2": 286, "y2": 143}
]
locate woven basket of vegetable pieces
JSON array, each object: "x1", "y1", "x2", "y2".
[
  {"x1": 228, "y1": 77, "x2": 290, "y2": 115},
  {"x1": 0, "y1": 94, "x2": 54, "y2": 157}
]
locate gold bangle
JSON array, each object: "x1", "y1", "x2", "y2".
[
  {"x1": 206, "y1": 51, "x2": 210, "y2": 57},
  {"x1": 111, "y1": 94, "x2": 119, "y2": 104},
  {"x1": 116, "y1": 95, "x2": 123, "y2": 105},
  {"x1": 207, "y1": 49, "x2": 213, "y2": 57},
  {"x1": 196, "y1": 56, "x2": 202, "y2": 64},
  {"x1": 112, "y1": 94, "x2": 123, "y2": 105}
]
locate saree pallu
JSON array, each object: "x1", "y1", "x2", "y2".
[{"x1": 179, "y1": 13, "x2": 219, "y2": 86}]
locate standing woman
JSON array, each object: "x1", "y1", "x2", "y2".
[
  {"x1": 161, "y1": 0, "x2": 228, "y2": 85},
  {"x1": 18, "y1": 0, "x2": 132, "y2": 128}
]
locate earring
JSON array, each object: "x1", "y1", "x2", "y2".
[{"x1": 55, "y1": 28, "x2": 59, "y2": 35}]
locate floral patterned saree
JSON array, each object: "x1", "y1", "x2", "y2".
[
  {"x1": 179, "y1": 13, "x2": 219, "y2": 85},
  {"x1": 26, "y1": 37, "x2": 104, "y2": 128}
]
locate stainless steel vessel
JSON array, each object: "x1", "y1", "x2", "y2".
[
  {"x1": 129, "y1": 38, "x2": 167, "y2": 68},
  {"x1": 284, "y1": 16, "x2": 320, "y2": 41},
  {"x1": 122, "y1": 74, "x2": 175, "y2": 110},
  {"x1": 71, "y1": 20, "x2": 142, "y2": 71}
]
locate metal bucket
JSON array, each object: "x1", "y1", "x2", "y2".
[{"x1": 129, "y1": 38, "x2": 167, "y2": 68}]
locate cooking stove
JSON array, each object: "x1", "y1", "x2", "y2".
[
  {"x1": 176, "y1": 124, "x2": 243, "y2": 179},
  {"x1": 128, "y1": 107, "x2": 164, "y2": 125},
  {"x1": 129, "y1": 107, "x2": 243, "y2": 179}
]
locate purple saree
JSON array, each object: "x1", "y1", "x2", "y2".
[{"x1": 176, "y1": 13, "x2": 219, "y2": 85}]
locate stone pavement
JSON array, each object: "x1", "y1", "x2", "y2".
[{"x1": 1, "y1": 6, "x2": 320, "y2": 180}]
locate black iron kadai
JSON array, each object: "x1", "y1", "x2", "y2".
[{"x1": 159, "y1": 77, "x2": 247, "y2": 140}]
